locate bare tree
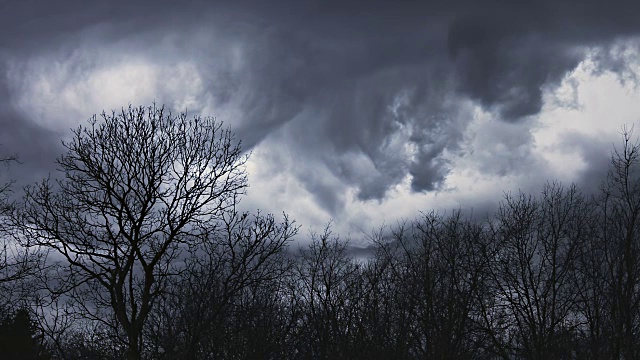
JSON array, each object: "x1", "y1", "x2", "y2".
[
  {"x1": 290, "y1": 225, "x2": 362, "y2": 359},
  {"x1": 144, "y1": 209, "x2": 297, "y2": 359},
  {"x1": 582, "y1": 126, "x2": 640, "y2": 359},
  {"x1": 15, "y1": 105, "x2": 248, "y2": 360},
  {"x1": 0, "y1": 154, "x2": 44, "y2": 311},
  {"x1": 346, "y1": 230, "x2": 412, "y2": 359},
  {"x1": 374, "y1": 212, "x2": 492, "y2": 359},
  {"x1": 486, "y1": 182, "x2": 590, "y2": 359}
]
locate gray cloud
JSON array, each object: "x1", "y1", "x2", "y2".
[
  {"x1": 0, "y1": 63, "x2": 64, "y2": 187},
  {"x1": 562, "y1": 131, "x2": 622, "y2": 193},
  {"x1": 2, "y1": 0, "x2": 640, "y2": 217}
]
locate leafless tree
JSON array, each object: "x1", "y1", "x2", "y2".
[
  {"x1": 345, "y1": 233, "x2": 412, "y2": 359},
  {"x1": 374, "y1": 212, "x2": 492, "y2": 359},
  {"x1": 144, "y1": 209, "x2": 297, "y2": 359},
  {"x1": 580, "y1": 126, "x2": 640, "y2": 359},
  {"x1": 486, "y1": 182, "x2": 591, "y2": 359},
  {"x1": 289, "y1": 225, "x2": 363, "y2": 359},
  {"x1": 0, "y1": 153, "x2": 44, "y2": 311},
  {"x1": 15, "y1": 105, "x2": 248, "y2": 360}
]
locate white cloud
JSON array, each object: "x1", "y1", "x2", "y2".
[
  {"x1": 7, "y1": 34, "x2": 640, "y2": 244},
  {"x1": 240, "y1": 43, "x2": 640, "y2": 240},
  {"x1": 534, "y1": 50, "x2": 640, "y2": 182},
  {"x1": 6, "y1": 48, "x2": 206, "y2": 132}
]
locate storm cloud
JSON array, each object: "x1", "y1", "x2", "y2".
[{"x1": 2, "y1": 0, "x2": 640, "y2": 224}]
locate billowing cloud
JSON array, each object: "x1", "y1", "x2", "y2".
[{"x1": 2, "y1": 0, "x2": 640, "y2": 232}]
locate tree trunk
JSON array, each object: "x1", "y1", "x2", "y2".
[{"x1": 126, "y1": 331, "x2": 141, "y2": 360}]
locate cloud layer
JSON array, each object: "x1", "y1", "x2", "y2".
[{"x1": 3, "y1": 0, "x2": 640, "y2": 233}]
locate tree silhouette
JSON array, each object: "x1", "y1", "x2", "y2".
[
  {"x1": 581, "y1": 126, "x2": 640, "y2": 359},
  {"x1": 144, "y1": 210, "x2": 297, "y2": 359},
  {"x1": 290, "y1": 226, "x2": 362, "y2": 359},
  {"x1": 486, "y1": 182, "x2": 590, "y2": 359},
  {"x1": 0, "y1": 308, "x2": 50, "y2": 360},
  {"x1": 16, "y1": 104, "x2": 248, "y2": 360},
  {"x1": 0, "y1": 153, "x2": 44, "y2": 312}
]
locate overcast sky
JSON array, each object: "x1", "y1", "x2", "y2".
[{"x1": 3, "y1": 0, "x2": 640, "y2": 243}]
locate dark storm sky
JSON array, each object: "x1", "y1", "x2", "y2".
[{"x1": 2, "y1": 0, "x2": 640, "y2": 234}]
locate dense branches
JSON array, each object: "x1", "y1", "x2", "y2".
[
  {"x1": 15, "y1": 105, "x2": 249, "y2": 360},
  {"x1": 580, "y1": 127, "x2": 640, "y2": 359},
  {"x1": 0, "y1": 156, "x2": 43, "y2": 298},
  {"x1": 144, "y1": 210, "x2": 297, "y2": 359},
  {"x1": 487, "y1": 183, "x2": 590, "y2": 359}
]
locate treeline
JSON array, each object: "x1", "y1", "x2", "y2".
[{"x1": 0, "y1": 105, "x2": 640, "y2": 359}]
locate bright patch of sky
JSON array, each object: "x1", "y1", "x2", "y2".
[{"x1": 244, "y1": 44, "x2": 640, "y2": 241}]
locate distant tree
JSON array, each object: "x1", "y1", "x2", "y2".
[
  {"x1": 15, "y1": 105, "x2": 248, "y2": 360},
  {"x1": 580, "y1": 126, "x2": 640, "y2": 359},
  {"x1": 0, "y1": 308, "x2": 50, "y2": 360},
  {"x1": 144, "y1": 209, "x2": 297, "y2": 359},
  {"x1": 375, "y1": 212, "x2": 492, "y2": 359},
  {"x1": 31, "y1": 294, "x2": 124, "y2": 360},
  {"x1": 486, "y1": 182, "x2": 591, "y2": 359},
  {"x1": 290, "y1": 225, "x2": 362, "y2": 359},
  {"x1": 353, "y1": 225, "x2": 420, "y2": 360},
  {"x1": 0, "y1": 154, "x2": 43, "y2": 311}
]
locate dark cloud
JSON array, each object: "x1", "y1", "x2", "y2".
[
  {"x1": 449, "y1": 28, "x2": 585, "y2": 120},
  {"x1": 0, "y1": 65, "x2": 64, "y2": 187},
  {"x1": 2, "y1": 0, "x2": 640, "y2": 217},
  {"x1": 562, "y1": 132, "x2": 621, "y2": 193}
]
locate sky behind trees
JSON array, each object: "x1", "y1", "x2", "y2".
[{"x1": 3, "y1": 0, "x2": 640, "y2": 239}]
